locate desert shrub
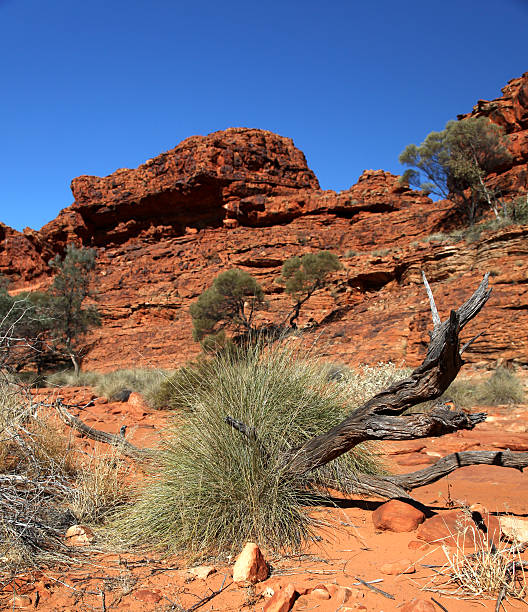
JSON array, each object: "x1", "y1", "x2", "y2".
[
  {"x1": 45, "y1": 369, "x2": 100, "y2": 388},
  {"x1": 70, "y1": 448, "x2": 131, "y2": 524},
  {"x1": 425, "y1": 509, "x2": 527, "y2": 600},
  {"x1": 476, "y1": 367, "x2": 525, "y2": 405},
  {"x1": 0, "y1": 378, "x2": 130, "y2": 571},
  {"x1": 114, "y1": 342, "x2": 391, "y2": 558},
  {"x1": 46, "y1": 368, "x2": 168, "y2": 404}
]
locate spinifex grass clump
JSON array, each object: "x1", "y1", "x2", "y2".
[
  {"x1": 477, "y1": 367, "x2": 525, "y2": 406},
  {"x1": 115, "y1": 341, "x2": 396, "y2": 558},
  {"x1": 46, "y1": 367, "x2": 168, "y2": 404}
]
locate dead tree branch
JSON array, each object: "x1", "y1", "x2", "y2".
[
  {"x1": 53, "y1": 399, "x2": 154, "y2": 461},
  {"x1": 284, "y1": 274, "x2": 491, "y2": 477},
  {"x1": 329, "y1": 450, "x2": 528, "y2": 500}
]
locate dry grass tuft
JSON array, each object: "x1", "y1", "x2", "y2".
[
  {"x1": 424, "y1": 513, "x2": 527, "y2": 602},
  {"x1": 0, "y1": 377, "x2": 131, "y2": 572}
]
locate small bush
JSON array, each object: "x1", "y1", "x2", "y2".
[
  {"x1": 476, "y1": 367, "x2": 525, "y2": 405},
  {"x1": 45, "y1": 368, "x2": 168, "y2": 405},
  {"x1": 114, "y1": 342, "x2": 393, "y2": 558}
]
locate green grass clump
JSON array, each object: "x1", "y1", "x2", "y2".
[
  {"x1": 476, "y1": 367, "x2": 525, "y2": 405},
  {"x1": 148, "y1": 359, "x2": 217, "y2": 410},
  {"x1": 114, "y1": 342, "x2": 394, "y2": 558},
  {"x1": 45, "y1": 368, "x2": 168, "y2": 404}
]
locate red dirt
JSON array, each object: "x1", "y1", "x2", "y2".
[{"x1": 3, "y1": 385, "x2": 526, "y2": 612}]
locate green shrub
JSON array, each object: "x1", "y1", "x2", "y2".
[
  {"x1": 476, "y1": 367, "x2": 525, "y2": 405},
  {"x1": 45, "y1": 368, "x2": 168, "y2": 405},
  {"x1": 113, "y1": 342, "x2": 393, "y2": 558}
]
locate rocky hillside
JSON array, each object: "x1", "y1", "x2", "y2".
[{"x1": 1, "y1": 75, "x2": 527, "y2": 371}]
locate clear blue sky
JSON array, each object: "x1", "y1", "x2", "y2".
[{"x1": 1, "y1": 0, "x2": 527, "y2": 231}]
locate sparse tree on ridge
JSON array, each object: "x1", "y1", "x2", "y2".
[
  {"x1": 190, "y1": 269, "x2": 265, "y2": 348},
  {"x1": 280, "y1": 251, "x2": 342, "y2": 329},
  {"x1": 47, "y1": 244, "x2": 100, "y2": 374},
  {"x1": 190, "y1": 252, "x2": 342, "y2": 350},
  {"x1": 399, "y1": 116, "x2": 512, "y2": 224}
]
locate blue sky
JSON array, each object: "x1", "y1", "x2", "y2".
[{"x1": 1, "y1": 0, "x2": 527, "y2": 231}]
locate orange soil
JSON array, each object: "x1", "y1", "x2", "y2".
[{"x1": 2, "y1": 385, "x2": 527, "y2": 612}]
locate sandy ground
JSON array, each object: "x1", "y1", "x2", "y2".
[{"x1": 1, "y1": 385, "x2": 527, "y2": 612}]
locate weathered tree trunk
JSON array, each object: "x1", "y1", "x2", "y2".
[{"x1": 283, "y1": 273, "x2": 492, "y2": 477}]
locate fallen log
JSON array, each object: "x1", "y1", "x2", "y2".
[{"x1": 53, "y1": 398, "x2": 153, "y2": 461}]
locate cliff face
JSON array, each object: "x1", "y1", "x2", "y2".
[
  {"x1": 459, "y1": 71, "x2": 528, "y2": 200},
  {"x1": 2, "y1": 76, "x2": 528, "y2": 371}
]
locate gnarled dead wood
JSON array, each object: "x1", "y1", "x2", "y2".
[
  {"x1": 53, "y1": 399, "x2": 153, "y2": 461},
  {"x1": 328, "y1": 450, "x2": 528, "y2": 500},
  {"x1": 284, "y1": 274, "x2": 492, "y2": 476}
]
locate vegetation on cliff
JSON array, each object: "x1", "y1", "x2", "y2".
[{"x1": 400, "y1": 116, "x2": 512, "y2": 224}]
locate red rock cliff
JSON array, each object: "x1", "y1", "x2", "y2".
[
  {"x1": 2, "y1": 77, "x2": 528, "y2": 371},
  {"x1": 459, "y1": 71, "x2": 528, "y2": 199}
]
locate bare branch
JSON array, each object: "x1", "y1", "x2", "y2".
[
  {"x1": 53, "y1": 399, "x2": 153, "y2": 461},
  {"x1": 284, "y1": 275, "x2": 492, "y2": 477},
  {"x1": 460, "y1": 332, "x2": 483, "y2": 355},
  {"x1": 422, "y1": 271, "x2": 441, "y2": 328},
  {"x1": 331, "y1": 450, "x2": 528, "y2": 499}
]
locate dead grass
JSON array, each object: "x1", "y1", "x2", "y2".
[
  {"x1": 424, "y1": 514, "x2": 527, "y2": 602},
  {"x1": 0, "y1": 376, "x2": 131, "y2": 572}
]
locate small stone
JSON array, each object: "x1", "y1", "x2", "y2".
[
  {"x1": 294, "y1": 594, "x2": 310, "y2": 607},
  {"x1": 262, "y1": 586, "x2": 275, "y2": 598},
  {"x1": 65, "y1": 524, "x2": 94, "y2": 546},
  {"x1": 401, "y1": 598, "x2": 436, "y2": 612},
  {"x1": 233, "y1": 542, "x2": 269, "y2": 584},
  {"x1": 380, "y1": 559, "x2": 415, "y2": 575},
  {"x1": 187, "y1": 565, "x2": 216, "y2": 580},
  {"x1": 127, "y1": 391, "x2": 146, "y2": 408},
  {"x1": 322, "y1": 582, "x2": 339, "y2": 596},
  {"x1": 134, "y1": 589, "x2": 162, "y2": 603},
  {"x1": 335, "y1": 586, "x2": 364, "y2": 603},
  {"x1": 12, "y1": 595, "x2": 32, "y2": 609},
  {"x1": 93, "y1": 396, "x2": 108, "y2": 405},
  {"x1": 372, "y1": 499, "x2": 425, "y2": 532},
  {"x1": 263, "y1": 583, "x2": 298, "y2": 612},
  {"x1": 311, "y1": 587, "x2": 331, "y2": 600},
  {"x1": 408, "y1": 539, "x2": 430, "y2": 550}
]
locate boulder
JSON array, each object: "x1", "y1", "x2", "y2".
[
  {"x1": 417, "y1": 509, "x2": 501, "y2": 547},
  {"x1": 372, "y1": 500, "x2": 426, "y2": 532},
  {"x1": 263, "y1": 583, "x2": 298, "y2": 612},
  {"x1": 232, "y1": 542, "x2": 269, "y2": 584}
]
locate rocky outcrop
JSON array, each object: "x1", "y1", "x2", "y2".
[
  {"x1": 47, "y1": 128, "x2": 320, "y2": 249},
  {"x1": 459, "y1": 71, "x2": 528, "y2": 199},
  {"x1": 2, "y1": 74, "x2": 528, "y2": 371}
]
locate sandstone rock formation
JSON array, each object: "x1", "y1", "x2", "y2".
[
  {"x1": 459, "y1": 71, "x2": 528, "y2": 200},
  {"x1": 1, "y1": 75, "x2": 528, "y2": 371}
]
